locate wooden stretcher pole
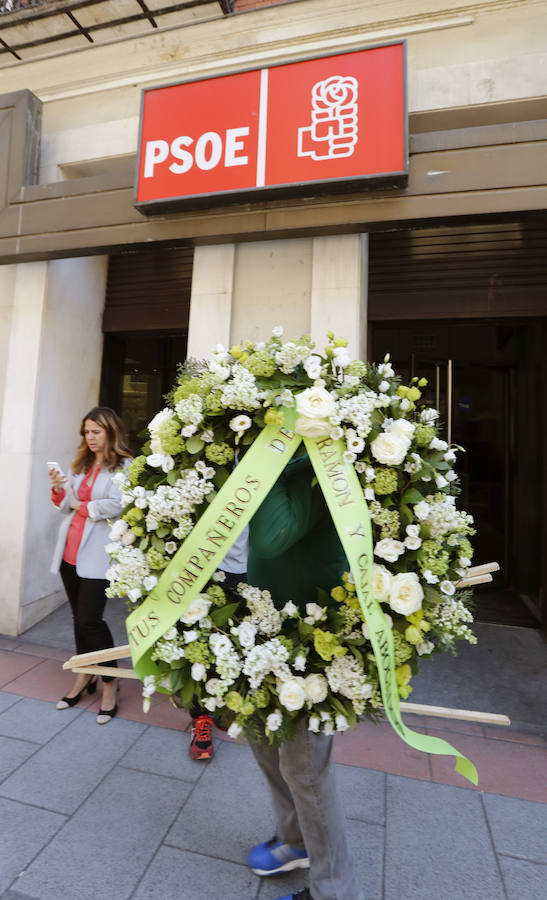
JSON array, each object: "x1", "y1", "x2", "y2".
[{"x1": 398, "y1": 701, "x2": 510, "y2": 727}]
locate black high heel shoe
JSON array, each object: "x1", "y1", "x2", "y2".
[
  {"x1": 56, "y1": 676, "x2": 97, "y2": 710},
  {"x1": 96, "y1": 681, "x2": 120, "y2": 725}
]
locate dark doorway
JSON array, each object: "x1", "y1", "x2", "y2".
[
  {"x1": 100, "y1": 332, "x2": 187, "y2": 453},
  {"x1": 370, "y1": 320, "x2": 544, "y2": 627}
]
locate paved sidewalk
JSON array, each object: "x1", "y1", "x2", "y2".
[{"x1": 0, "y1": 615, "x2": 546, "y2": 899}]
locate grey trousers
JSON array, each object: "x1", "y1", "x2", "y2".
[{"x1": 250, "y1": 720, "x2": 364, "y2": 900}]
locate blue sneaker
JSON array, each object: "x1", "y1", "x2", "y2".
[
  {"x1": 275, "y1": 889, "x2": 312, "y2": 900},
  {"x1": 247, "y1": 836, "x2": 310, "y2": 876}
]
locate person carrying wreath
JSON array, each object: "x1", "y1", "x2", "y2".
[
  {"x1": 245, "y1": 453, "x2": 363, "y2": 900},
  {"x1": 49, "y1": 406, "x2": 132, "y2": 724}
]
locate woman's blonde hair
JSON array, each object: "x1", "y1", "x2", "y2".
[{"x1": 71, "y1": 406, "x2": 132, "y2": 474}]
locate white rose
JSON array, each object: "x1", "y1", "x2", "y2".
[
  {"x1": 304, "y1": 673, "x2": 328, "y2": 704},
  {"x1": 370, "y1": 431, "x2": 410, "y2": 465},
  {"x1": 227, "y1": 722, "x2": 242, "y2": 739},
  {"x1": 387, "y1": 418, "x2": 415, "y2": 440},
  {"x1": 295, "y1": 416, "x2": 331, "y2": 438},
  {"x1": 209, "y1": 633, "x2": 233, "y2": 655},
  {"x1": 295, "y1": 386, "x2": 337, "y2": 420},
  {"x1": 374, "y1": 539, "x2": 406, "y2": 563},
  {"x1": 388, "y1": 573, "x2": 424, "y2": 615},
  {"x1": 278, "y1": 677, "x2": 307, "y2": 711},
  {"x1": 414, "y1": 501, "x2": 431, "y2": 520},
  {"x1": 180, "y1": 594, "x2": 212, "y2": 625},
  {"x1": 308, "y1": 716, "x2": 321, "y2": 733},
  {"x1": 378, "y1": 380, "x2": 390, "y2": 393},
  {"x1": 191, "y1": 663, "x2": 207, "y2": 681},
  {"x1": 229, "y1": 414, "x2": 252, "y2": 434},
  {"x1": 237, "y1": 622, "x2": 257, "y2": 649},
  {"x1": 266, "y1": 711, "x2": 283, "y2": 732},
  {"x1": 371, "y1": 564, "x2": 392, "y2": 602}
]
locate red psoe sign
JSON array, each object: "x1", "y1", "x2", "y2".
[{"x1": 135, "y1": 43, "x2": 407, "y2": 213}]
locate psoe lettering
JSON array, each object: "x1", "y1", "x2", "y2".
[{"x1": 144, "y1": 128, "x2": 250, "y2": 178}]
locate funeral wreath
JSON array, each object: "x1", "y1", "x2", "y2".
[{"x1": 106, "y1": 328, "x2": 476, "y2": 746}]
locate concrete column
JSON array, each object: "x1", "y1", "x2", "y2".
[
  {"x1": 0, "y1": 256, "x2": 108, "y2": 635},
  {"x1": 310, "y1": 234, "x2": 368, "y2": 360},
  {"x1": 187, "y1": 244, "x2": 235, "y2": 358}
]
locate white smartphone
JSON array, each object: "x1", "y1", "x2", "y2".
[{"x1": 47, "y1": 461, "x2": 65, "y2": 478}]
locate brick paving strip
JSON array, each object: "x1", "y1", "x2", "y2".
[{"x1": 0, "y1": 637, "x2": 546, "y2": 899}]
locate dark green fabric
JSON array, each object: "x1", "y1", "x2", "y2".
[{"x1": 247, "y1": 455, "x2": 348, "y2": 610}]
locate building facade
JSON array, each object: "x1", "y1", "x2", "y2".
[{"x1": 0, "y1": 0, "x2": 545, "y2": 634}]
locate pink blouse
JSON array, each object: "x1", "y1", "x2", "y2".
[{"x1": 51, "y1": 466, "x2": 101, "y2": 565}]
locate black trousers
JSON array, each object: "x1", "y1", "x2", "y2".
[{"x1": 59, "y1": 560, "x2": 117, "y2": 682}]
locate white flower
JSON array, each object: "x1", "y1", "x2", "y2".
[
  {"x1": 121, "y1": 531, "x2": 136, "y2": 545},
  {"x1": 183, "y1": 630, "x2": 198, "y2": 643},
  {"x1": 229, "y1": 414, "x2": 252, "y2": 434},
  {"x1": 400, "y1": 398, "x2": 411, "y2": 411},
  {"x1": 420, "y1": 407, "x2": 439, "y2": 424},
  {"x1": 389, "y1": 572, "x2": 424, "y2": 615},
  {"x1": 303, "y1": 673, "x2": 328, "y2": 704},
  {"x1": 200, "y1": 429, "x2": 214, "y2": 443},
  {"x1": 416, "y1": 640, "x2": 435, "y2": 656},
  {"x1": 323, "y1": 720, "x2": 335, "y2": 735},
  {"x1": 304, "y1": 354, "x2": 323, "y2": 379},
  {"x1": 378, "y1": 361, "x2": 395, "y2": 378},
  {"x1": 446, "y1": 470, "x2": 458, "y2": 482},
  {"x1": 146, "y1": 452, "x2": 174, "y2": 473},
  {"x1": 335, "y1": 714, "x2": 350, "y2": 732},
  {"x1": 371, "y1": 564, "x2": 392, "y2": 602},
  {"x1": 423, "y1": 569, "x2": 439, "y2": 584},
  {"x1": 163, "y1": 626, "x2": 178, "y2": 641},
  {"x1": 444, "y1": 449, "x2": 457, "y2": 463},
  {"x1": 370, "y1": 431, "x2": 410, "y2": 466},
  {"x1": 459, "y1": 557, "x2": 471, "y2": 568},
  {"x1": 303, "y1": 602, "x2": 325, "y2": 624},
  {"x1": 109, "y1": 519, "x2": 128, "y2": 540},
  {"x1": 374, "y1": 539, "x2": 405, "y2": 563},
  {"x1": 212, "y1": 569, "x2": 226, "y2": 582},
  {"x1": 404, "y1": 524, "x2": 422, "y2": 550},
  {"x1": 429, "y1": 437, "x2": 448, "y2": 451},
  {"x1": 127, "y1": 587, "x2": 142, "y2": 602},
  {"x1": 308, "y1": 716, "x2": 321, "y2": 733},
  {"x1": 236, "y1": 622, "x2": 257, "y2": 649},
  {"x1": 332, "y1": 346, "x2": 351, "y2": 368},
  {"x1": 227, "y1": 723, "x2": 242, "y2": 739},
  {"x1": 148, "y1": 408, "x2": 174, "y2": 433},
  {"x1": 266, "y1": 711, "x2": 283, "y2": 732},
  {"x1": 295, "y1": 385, "x2": 337, "y2": 420},
  {"x1": 330, "y1": 426, "x2": 344, "y2": 441},
  {"x1": 272, "y1": 325, "x2": 284, "y2": 338},
  {"x1": 134, "y1": 497, "x2": 148, "y2": 509},
  {"x1": 180, "y1": 594, "x2": 212, "y2": 625},
  {"x1": 364, "y1": 487, "x2": 375, "y2": 501},
  {"x1": 164, "y1": 542, "x2": 177, "y2": 555},
  {"x1": 378, "y1": 380, "x2": 390, "y2": 393},
  {"x1": 346, "y1": 428, "x2": 365, "y2": 455},
  {"x1": 414, "y1": 500, "x2": 431, "y2": 520},
  {"x1": 181, "y1": 424, "x2": 197, "y2": 437},
  {"x1": 295, "y1": 416, "x2": 331, "y2": 438},
  {"x1": 387, "y1": 418, "x2": 416, "y2": 440},
  {"x1": 205, "y1": 678, "x2": 223, "y2": 695},
  {"x1": 191, "y1": 663, "x2": 207, "y2": 681},
  {"x1": 435, "y1": 474, "x2": 449, "y2": 489},
  {"x1": 440, "y1": 580, "x2": 456, "y2": 596},
  {"x1": 293, "y1": 654, "x2": 306, "y2": 671},
  {"x1": 282, "y1": 600, "x2": 298, "y2": 617},
  {"x1": 142, "y1": 575, "x2": 158, "y2": 591},
  {"x1": 343, "y1": 450, "x2": 356, "y2": 464},
  {"x1": 278, "y1": 677, "x2": 307, "y2": 711}
]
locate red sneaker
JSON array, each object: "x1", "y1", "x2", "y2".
[{"x1": 189, "y1": 714, "x2": 214, "y2": 760}]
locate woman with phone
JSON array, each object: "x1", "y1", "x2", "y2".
[{"x1": 49, "y1": 407, "x2": 132, "y2": 724}]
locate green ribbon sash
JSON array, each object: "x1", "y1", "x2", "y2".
[{"x1": 127, "y1": 415, "x2": 478, "y2": 784}]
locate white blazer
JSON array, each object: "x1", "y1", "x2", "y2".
[{"x1": 50, "y1": 461, "x2": 130, "y2": 579}]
